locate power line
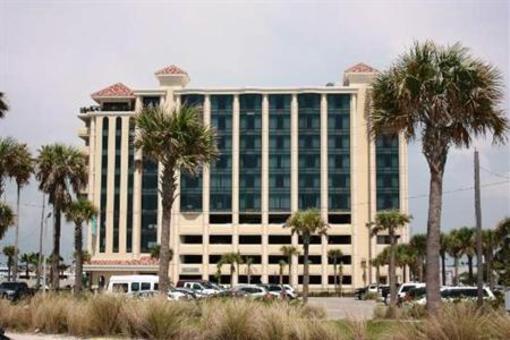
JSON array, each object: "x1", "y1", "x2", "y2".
[{"x1": 480, "y1": 166, "x2": 510, "y2": 180}]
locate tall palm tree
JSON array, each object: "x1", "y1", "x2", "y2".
[
  {"x1": 135, "y1": 105, "x2": 218, "y2": 294},
  {"x1": 244, "y1": 257, "x2": 253, "y2": 284},
  {"x1": 65, "y1": 198, "x2": 97, "y2": 295},
  {"x1": 482, "y1": 229, "x2": 497, "y2": 290},
  {"x1": 327, "y1": 249, "x2": 344, "y2": 294},
  {"x1": 371, "y1": 41, "x2": 508, "y2": 314},
  {"x1": 0, "y1": 203, "x2": 14, "y2": 240},
  {"x1": 280, "y1": 245, "x2": 299, "y2": 286},
  {"x1": 440, "y1": 233, "x2": 448, "y2": 286},
  {"x1": 220, "y1": 252, "x2": 242, "y2": 286},
  {"x1": 0, "y1": 92, "x2": 8, "y2": 119},
  {"x1": 9, "y1": 142, "x2": 33, "y2": 281},
  {"x1": 457, "y1": 227, "x2": 476, "y2": 283},
  {"x1": 0, "y1": 137, "x2": 17, "y2": 196},
  {"x1": 36, "y1": 144, "x2": 87, "y2": 290},
  {"x1": 446, "y1": 230, "x2": 464, "y2": 285},
  {"x1": 285, "y1": 209, "x2": 328, "y2": 303},
  {"x1": 3, "y1": 245, "x2": 16, "y2": 281},
  {"x1": 410, "y1": 234, "x2": 426, "y2": 282},
  {"x1": 278, "y1": 259, "x2": 287, "y2": 287},
  {"x1": 371, "y1": 210, "x2": 411, "y2": 308}
]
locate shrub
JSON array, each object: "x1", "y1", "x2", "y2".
[
  {"x1": 86, "y1": 294, "x2": 126, "y2": 335},
  {"x1": 0, "y1": 299, "x2": 31, "y2": 331},
  {"x1": 30, "y1": 294, "x2": 72, "y2": 334}
]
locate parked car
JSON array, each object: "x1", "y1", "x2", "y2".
[
  {"x1": 174, "y1": 287, "x2": 199, "y2": 299},
  {"x1": 107, "y1": 275, "x2": 158, "y2": 294},
  {"x1": 0, "y1": 281, "x2": 32, "y2": 301},
  {"x1": 259, "y1": 284, "x2": 297, "y2": 299},
  {"x1": 230, "y1": 285, "x2": 271, "y2": 299},
  {"x1": 397, "y1": 282, "x2": 425, "y2": 301},
  {"x1": 414, "y1": 286, "x2": 495, "y2": 305},
  {"x1": 176, "y1": 280, "x2": 220, "y2": 296},
  {"x1": 355, "y1": 284, "x2": 383, "y2": 300}
]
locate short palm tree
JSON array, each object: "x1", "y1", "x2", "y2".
[
  {"x1": 395, "y1": 243, "x2": 416, "y2": 282},
  {"x1": 327, "y1": 249, "x2": 344, "y2": 295},
  {"x1": 280, "y1": 245, "x2": 299, "y2": 286},
  {"x1": 220, "y1": 252, "x2": 242, "y2": 286},
  {"x1": 3, "y1": 245, "x2": 16, "y2": 281},
  {"x1": 285, "y1": 209, "x2": 328, "y2": 303},
  {"x1": 65, "y1": 198, "x2": 97, "y2": 294},
  {"x1": 371, "y1": 210, "x2": 411, "y2": 308},
  {"x1": 482, "y1": 229, "x2": 497, "y2": 290},
  {"x1": 440, "y1": 233, "x2": 448, "y2": 286},
  {"x1": 244, "y1": 257, "x2": 253, "y2": 284},
  {"x1": 371, "y1": 41, "x2": 508, "y2": 314},
  {"x1": 457, "y1": 227, "x2": 476, "y2": 283},
  {"x1": 135, "y1": 105, "x2": 218, "y2": 294},
  {"x1": 494, "y1": 217, "x2": 510, "y2": 285},
  {"x1": 410, "y1": 234, "x2": 426, "y2": 282},
  {"x1": 446, "y1": 230, "x2": 464, "y2": 285},
  {"x1": 0, "y1": 202, "x2": 14, "y2": 240},
  {"x1": 36, "y1": 144, "x2": 87, "y2": 289},
  {"x1": 0, "y1": 92, "x2": 8, "y2": 119},
  {"x1": 20, "y1": 253, "x2": 36, "y2": 279},
  {"x1": 9, "y1": 142, "x2": 33, "y2": 281},
  {"x1": 278, "y1": 259, "x2": 287, "y2": 286},
  {"x1": 215, "y1": 261, "x2": 223, "y2": 285}
]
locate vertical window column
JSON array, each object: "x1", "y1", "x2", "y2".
[
  {"x1": 239, "y1": 94, "x2": 262, "y2": 214},
  {"x1": 113, "y1": 117, "x2": 122, "y2": 253},
  {"x1": 298, "y1": 94, "x2": 321, "y2": 209},
  {"x1": 99, "y1": 117, "x2": 109, "y2": 253},
  {"x1": 376, "y1": 134, "x2": 400, "y2": 210},
  {"x1": 126, "y1": 119, "x2": 135, "y2": 253},
  {"x1": 141, "y1": 158, "x2": 158, "y2": 252}
]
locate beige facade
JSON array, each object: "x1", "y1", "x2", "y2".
[{"x1": 79, "y1": 63, "x2": 408, "y2": 290}]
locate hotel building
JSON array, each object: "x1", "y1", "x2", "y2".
[{"x1": 80, "y1": 63, "x2": 409, "y2": 290}]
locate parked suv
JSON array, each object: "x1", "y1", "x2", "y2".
[
  {"x1": 0, "y1": 281, "x2": 32, "y2": 301},
  {"x1": 176, "y1": 280, "x2": 220, "y2": 296}
]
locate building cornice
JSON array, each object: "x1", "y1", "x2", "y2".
[{"x1": 175, "y1": 87, "x2": 359, "y2": 95}]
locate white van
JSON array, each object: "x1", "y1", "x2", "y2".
[{"x1": 107, "y1": 275, "x2": 159, "y2": 294}]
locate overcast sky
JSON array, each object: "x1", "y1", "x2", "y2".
[{"x1": 0, "y1": 0, "x2": 508, "y2": 264}]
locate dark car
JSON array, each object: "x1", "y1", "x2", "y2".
[{"x1": 0, "y1": 282, "x2": 32, "y2": 301}]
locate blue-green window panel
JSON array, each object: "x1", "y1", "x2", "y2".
[
  {"x1": 211, "y1": 95, "x2": 233, "y2": 111},
  {"x1": 269, "y1": 155, "x2": 291, "y2": 169},
  {"x1": 210, "y1": 174, "x2": 232, "y2": 188},
  {"x1": 240, "y1": 155, "x2": 261, "y2": 169},
  {"x1": 299, "y1": 194, "x2": 320, "y2": 209},
  {"x1": 299, "y1": 135, "x2": 321, "y2": 150},
  {"x1": 141, "y1": 159, "x2": 158, "y2": 252},
  {"x1": 269, "y1": 174, "x2": 290, "y2": 188},
  {"x1": 240, "y1": 94, "x2": 262, "y2": 110},
  {"x1": 269, "y1": 116, "x2": 291, "y2": 130},
  {"x1": 269, "y1": 195, "x2": 291, "y2": 211},
  {"x1": 240, "y1": 136, "x2": 261, "y2": 150},
  {"x1": 298, "y1": 116, "x2": 321, "y2": 129},
  {"x1": 210, "y1": 194, "x2": 232, "y2": 211},
  {"x1": 328, "y1": 174, "x2": 350, "y2": 189},
  {"x1": 299, "y1": 175, "x2": 320, "y2": 189},
  {"x1": 211, "y1": 116, "x2": 233, "y2": 131},
  {"x1": 269, "y1": 136, "x2": 291, "y2": 150},
  {"x1": 240, "y1": 194, "x2": 261, "y2": 211},
  {"x1": 327, "y1": 115, "x2": 350, "y2": 131},
  {"x1": 240, "y1": 175, "x2": 261, "y2": 188},
  {"x1": 327, "y1": 94, "x2": 350, "y2": 111},
  {"x1": 376, "y1": 154, "x2": 399, "y2": 169},
  {"x1": 141, "y1": 211, "x2": 157, "y2": 253},
  {"x1": 181, "y1": 94, "x2": 204, "y2": 109},
  {"x1": 376, "y1": 134, "x2": 400, "y2": 210},
  {"x1": 181, "y1": 194, "x2": 202, "y2": 212},
  {"x1": 329, "y1": 194, "x2": 350, "y2": 211},
  {"x1": 216, "y1": 135, "x2": 232, "y2": 151},
  {"x1": 328, "y1": 155, "x2": 350, "y2": 170},
  {"x1": 328, "y1": 135, "x2": 350, "y2": 150},
  {"x1": 180, "y1": 172, "x2": 203, "y2": 212},
  {"x1": 240, "y1": 115, "x2": 262, "y2": 130},
  {"x1": 299, "y1": 155, "x2": 320, "y2": 169},
  {"x1": 269, "y1": 94, "x2": 291, "y2": 110},
  {"x1": 376, "y1": 174, "x2": 399, "y2": 189},
  {"x1": 376, "y1": 193, "x2": 400, "y2": 211},
  {"x1": 211, "y1": 155, "x2": 232, "y2": 170}
]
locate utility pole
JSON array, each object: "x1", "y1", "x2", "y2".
[{"x1": 474, "y1": 150, "x2": 483, "y2": 306}]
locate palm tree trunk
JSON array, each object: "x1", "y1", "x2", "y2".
[
  {"x1": 425, "y1": 166, "x2": 444, "y2": 315},
  {"x1": 247, "y1": 264, "x2": 251, "y2": 284},
  {"x1": 159, "y1": 165, "x2": 176, "y2": 295},
  {"x1": 418, "y1": 256, "x2": 424, "y2": 282},
  {"x1": 288, "y1": 255, "x2": 292, "y2": 286},
  {"x1": 303, "y1": 234, "x2": 310, "y2": 303},
  {"x1": 333, "y1": 259, "x2": 337, "y2": 293},
  {"x1": 230, "y1": 264, "x2": 234, "y2": 286},
  {"x1": 403, "y1": 265, "x2": 407, "y2": 283},
  {"x1": 454, "y1": 256, "x2": 459, "y2": 285},
  {"x1": 339, "y1": 263, "x2": 343, "y2": 297},
  {"x1": 51, "y1": 206, "x2": 61, "y2": 290},
  {"x1": 7, "y1": 258, "x2": 11, "y2": 281},
  {"x1": 13, "y1": 185, "x2": 21, "y2": 281},
  {"x1": 74, "y1": 223, "x2": 83, "y2": 295},
  {"x1": 487, "y1": 251, "x2": 494, "y2": 290},
  {"x1": 389, "y1": 228, "x2": 397, "y2": 307},
  {"x1": 279, "y1": 264, "x2": 283, "y2": 285},
  {"x1": 441, "y1": 253, "x2": 446, "y2": 286},
  {"x1": 376, "y1": 265, "x2": 380, "y2": 285},
  {"x1": 467, "y1": 255, "x2": 474, "y2": 282}
]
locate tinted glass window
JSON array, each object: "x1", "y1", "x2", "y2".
[
  {"x1": 131, "y1": 282, "x2": 140, "y2": 292},
  {"x1": 141, "y1": 282, "x2": 151, "y2": 290}
]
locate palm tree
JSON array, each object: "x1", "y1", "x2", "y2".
[
  {"x1": 9, "y1": 142, "x2": 33, "y2": 281},
  {"x1": 285, "y1": 209, "x2": 328, "y2": 303},
  {"x1": 440, "y1": 233, "x2": 448, "y2": 286},
  {"x1": 135, "y1": 105, "x2": 218, "y2": 294},
  {"x1": 371, "y1": 210, "x2": 411, "y2": 308},
  {"x1": 220, "y1": 252, "x2": 242, "y2": 286},
  {"x1": 372, "y1": 253, "x2": 386, "y2": 285},
  {"x1": 371, "y1": 41, "x2": 508, "y2": 314},
  {"x1": 0, "y1": 137, "x2": 17, "y2": 196},
  {"x1": 3, "y1": 246, "x2": 16, "y2": 281},
  {"x1": 36, "y1": 144, "x2": 87, "y2": 290},
  {"x1": 446, "y1": 230, "x2": 464, "y2": 285},
  {"x1": 244, "y1": 257, "x2": 253, "y2": 284},
  {"x1": 65, "y1": 198, "x2": 97, "y2": 295},
  {"x1": 278, "y1": 259, "x2": 287, "y2": 286},
  {"x1": 215, "y1": 261, "x2": 223, "y2": 285},
  {"x1": 457, "y1": 227, "x2": 476, "y2": 283},
  {"x1": 328, "y1": 249, "x2": 344, "y2": 295},
  {"x1": 0, "y1": 203, "x2": 14, "y2": 240},
  {"x1": 149, "y1": 244, "x2": 160, "y2": 259},
  {"x1": 280, "y1": 245, "x2": 299, "y2": 286},
  {"x1": 410, "y1": 234, "x2": 426, "y2": 282},
  {"x1": 482, "y1": 229, "x2": 497, "y2": 290},
  {"x1": 494, "y1": 217, "x2": 510, "y2": 285},
  {"x1": 396, "y1": 243, "x2": 416, "y2": 282},
  {"x1": 0, "y1": 92, "x2": 8, "y2": 119},
  {"x1": 20, "y1": 253, "x2": 35, "y2": 279}
]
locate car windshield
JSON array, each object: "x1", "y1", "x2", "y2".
[
  {"x1": 267, "y1": 286, "x2": 282, "y2": 292},
  {"x1": 401, "y1": 285, "x2": 415, "y2": 293},
  {"x1": 0, "y1": 282, "x2": 19, "y2": 289},
  {"x1": 201, "y1": 282, "x2": 215, "y2": 289}
]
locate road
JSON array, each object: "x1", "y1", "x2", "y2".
[{"x1": 308, "y1": 297, "x2": 376, "y2": 320}]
